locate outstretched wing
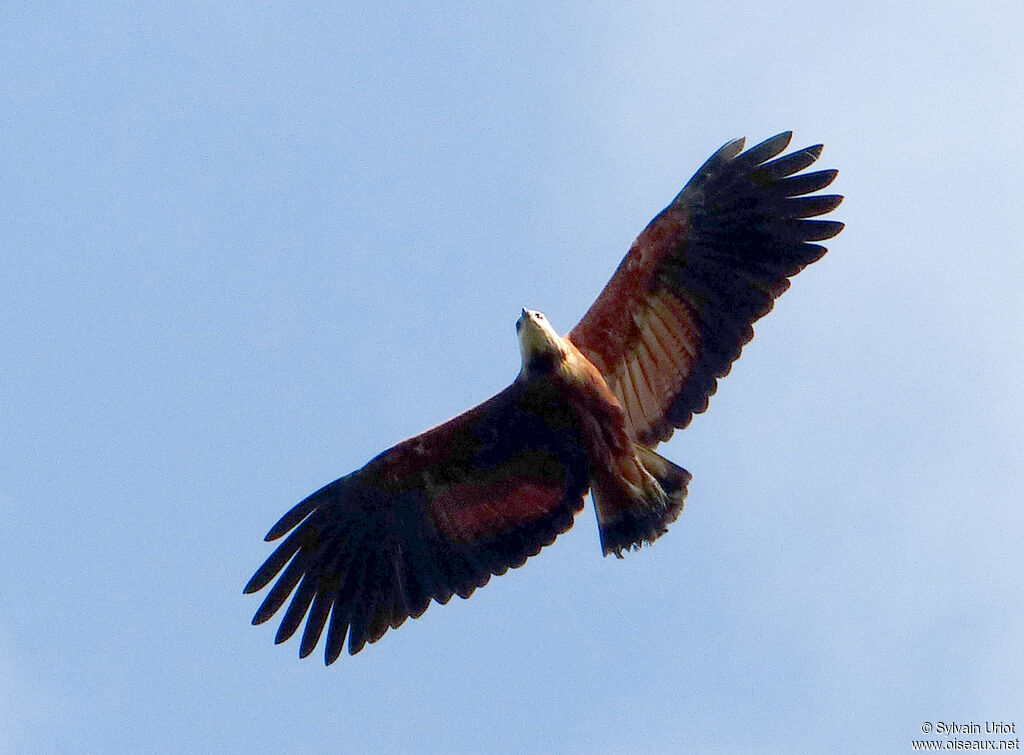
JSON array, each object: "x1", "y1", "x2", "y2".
[
  {"x1": 567, "y1": 132, "x2": 843, "y2": 445},
  {"x1": 244, "y1": 381, "x2": 590, "y2": 663}
]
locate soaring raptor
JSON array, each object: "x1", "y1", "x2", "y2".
[{"x1": 245, "y1": 132, "x2": 844, "y2": 663}]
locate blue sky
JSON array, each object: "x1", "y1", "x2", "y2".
[{"x1": 3, "y1": 2, "x2": 1022, "y2": 753}]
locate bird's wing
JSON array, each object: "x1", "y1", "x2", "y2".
[
  {"x1": 244, "y1": 381, "x2": 590, "y2": 663},
  {"x1": 566, "y1": 132, "x2": 843, "y2": 445}
]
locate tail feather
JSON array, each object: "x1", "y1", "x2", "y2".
[{"x1": 593, "y1": 445, "x2": 690, "y2": 556}]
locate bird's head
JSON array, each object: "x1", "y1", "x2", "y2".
[{"x1": 516, "y1": 308, "x2": 566, "y2": 374}]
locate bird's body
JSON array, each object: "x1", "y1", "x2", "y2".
[
  {"x1": 517, "y1": 308, "x2": 690, "y2": 555},
  {"x1": 245, "y1": 132, "x2": 844, "y2": 662}
]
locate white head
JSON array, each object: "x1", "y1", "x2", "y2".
[{"x1": 516, "y1": 308, "x2": 565, "y2": 372}]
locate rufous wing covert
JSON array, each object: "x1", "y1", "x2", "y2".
[{"x1": 245, "y1": 132, "x2": 843, "y2": 662}]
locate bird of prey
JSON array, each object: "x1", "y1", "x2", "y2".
[{"x1": 245, "y1": 131, "x2": 843, "y2": 663}]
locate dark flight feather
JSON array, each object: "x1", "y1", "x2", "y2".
[{"x1": 568, "y1": 131, "x2": 843, "y2": 444}]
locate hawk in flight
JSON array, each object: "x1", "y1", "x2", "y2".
[{"x1": 245, "y1": 132, "x2": 843, "y2": 663}]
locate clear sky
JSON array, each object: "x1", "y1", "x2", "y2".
[{"x1": 3, "y1": 2, "x2": 1022, "y2": 753}]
